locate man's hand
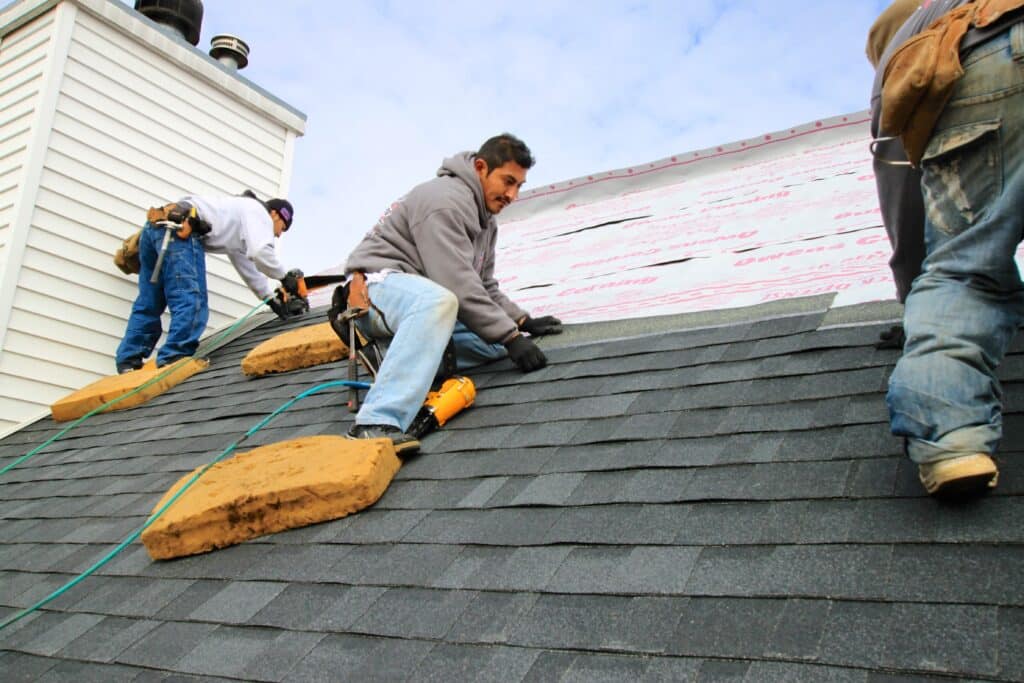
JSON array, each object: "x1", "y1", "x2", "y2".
[
  {"x1": 519, "y1": 315, "x2": 563, "y2": 336},
  {"x1": 505, "y1": 334, "x2": 547, "y2": 372},
  {"x1": 267, "y1": 294, "x2": 289, "y2": 320},
  {"x1": 281, "y1": 269, "x2": 305, "y2": 297}
]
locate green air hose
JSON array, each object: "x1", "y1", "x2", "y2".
[
  {"x1": 0, "y1": 379, "x2": 371, "y2": 632},
  {"x1": 0, "y1": 296, "x2": 276, "y2": 477}
]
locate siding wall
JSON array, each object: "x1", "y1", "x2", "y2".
[
  {"x1": 0, "y1": 9, "x2": 55, "y2": 434},
  {"x1": 0, "y1": 0, "x2": 304, "y2": 435}
]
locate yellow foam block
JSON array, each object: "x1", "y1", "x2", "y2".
[
  {"x1": 50, "y1": 358, "x2": 208, "y2": 422},
  {"x1": 241, "y1": 321, "x2": 348, "y2": 376},
  {"x1": 141, "y1": 435, "x2": 400, "y2": 560}
]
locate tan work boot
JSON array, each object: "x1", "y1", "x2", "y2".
[{"x1": 918, "y1": 453, "x2": 998, "y2": 498}]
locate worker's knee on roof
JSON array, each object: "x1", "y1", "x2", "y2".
[{"x1": 432, "y1": 288, "x2": 458, "y2": 325}]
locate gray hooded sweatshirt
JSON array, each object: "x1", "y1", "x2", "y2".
[{"x1": 345, "y1": 152, "x2": 527, "y2": 344}]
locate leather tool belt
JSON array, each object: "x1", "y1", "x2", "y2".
[{"x1": 880, "y1": 0, "x2": 1024, "y2": 166}]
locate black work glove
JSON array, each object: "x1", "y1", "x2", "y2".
[
  {"x1": 184, "y1": 212, "x2": 212, "y2": 237},
  {"x1": 875, "y1": 324, "x2": 906, "y2": 350},
  {"x1": 505, "y1": 334, "x2": 547, "y2": 372},
  {"x1": 285, "y1": 294, "x2": 310, "y2": 317},
  {"x1": 520, "y1": 314, "x2": 563, "y2": 336},
  {"x1": 280, "y1": 269, "x2": 304, "y2": 297},
  {"x1": 267, "y1": 294, "x2": 289, "y2": 320}
]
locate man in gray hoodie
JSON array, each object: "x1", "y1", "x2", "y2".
[{"x1": 343, "y1": 133, "x2": 562, "y2": 452}]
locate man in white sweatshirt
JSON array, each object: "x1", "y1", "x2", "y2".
[{"x1": 115, "y1": 193, "x2": 303, "y2": 373}]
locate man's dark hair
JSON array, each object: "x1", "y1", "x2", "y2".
[{"x1": 476, "y1": 133, "x2": 535, "y2": 173}]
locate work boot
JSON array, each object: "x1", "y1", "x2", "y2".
[
  {"x1": 116, "y1": 359, "x2": 143, "y2": 374},
  {"x1": 918, "y1": 453, "x2": 998, "y2": 498},
  {"x1": 346, "y1": 424, "x2": 420, "y2": 455}
]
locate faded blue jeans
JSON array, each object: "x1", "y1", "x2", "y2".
[
  {"x1": 115, "y1": 223, "x2": 208, "y2": 369},
  {"x1": 887, "y1": 24, "x2": 1024, "y2": 464},
  {"x1": 355, "y1": 273, "x2": 507, "y2": 431}
]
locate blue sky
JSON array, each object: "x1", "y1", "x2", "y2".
[{"x1": 139, "y1": 0, "x2": 893, "y2": 274}]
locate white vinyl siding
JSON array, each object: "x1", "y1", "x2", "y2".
[
  {"x1": 0, "y1": 14, "x2": 49, "y2": 262},
  {"x1": 0, "y1": 0, "x2": 305, "y2": 435},
  {"x1": 0, "y1": 9, "x2": 54, "y2": 433}
]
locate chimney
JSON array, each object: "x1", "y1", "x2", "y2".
[
  {"x1": 133, "y1": 0, "x2": 204, "y2": 46},
  {"x1": 209, "y1": 34, "x2": 250, "y2": 70}
]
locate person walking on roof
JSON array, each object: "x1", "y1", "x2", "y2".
[
  {"x1": 115, "y1": 193, "x2": 304, "y2": 374},
  {"x1": 342, "y1": 133, "x2": 562, "y2": 453},
  {"x1": 871, "y1": 0, "x2": 1024, "y2": 497}
]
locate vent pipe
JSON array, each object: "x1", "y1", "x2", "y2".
[
  {"x1": 209, "y1": 34, "x2": 250, "y2": 70},
  {"x1": 134, "y1": 0, "x2": 204, "y2": 46}
]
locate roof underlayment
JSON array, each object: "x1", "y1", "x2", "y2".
[
  {"x1": 3, "y1": 112, "x2": 1024, "y2": 681},
  {"x1": 496, "y1": 112, "x2": 892, "y2": 322}
]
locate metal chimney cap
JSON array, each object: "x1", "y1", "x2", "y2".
[{"x1": 209, "y1": 34, "x2": 250, "y2": 70}]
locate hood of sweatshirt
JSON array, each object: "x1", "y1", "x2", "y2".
[{"x1": 437, "y1": 152, "x2": 490, "y2": 225}]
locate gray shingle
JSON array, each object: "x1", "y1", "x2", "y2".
[
  {"x1": 57, "y1": 616, "x2": 160, "y2": 663},
  {"x1": 410, "y1": 643, "x2": 540, "y2": 683},
  {"x1": 561, "y1": 653, "x2": 650, "y2": 682},
  {"x1": 349, "y1": 586, "x2": 477, "y2": 639},
  {"x1": 1, "y1": 611, "x2": 104, "y2": 657},
  {"x1": 0, "y1": 651, "x2": 57, "y2": 682},
  {"x1": 694, "y1": 658, "x2": 750, "y2": 681},
  {"x1": 885, "y1": 604, "x2": 999, "y2": 677},
  {"x1": 521, "y1": 650, "x2": 579, "y2": 682},
  {"x1": 308, "y1": 585, "x2": 387, "y2": 632},
  {"x1": 34, "y1": 659, "x2": 141, "y2": 683},
  {"x1": 764, "y1": 598, "x2": 832, "y2": 661},
  {"x1": 282, "y1": 633, "x2": 434, "y2": 683},
  {"x1": 997, "y1": 607, "x2": 1024, "y2": 681},
  {"x1": 456, "y1": 476, "x2": 509, "y2": 507},
  {"x1": 447, "y1": 591, "x2": 540, "y2": 644},
  {"x1": 818, "y1": 601, "x2": 893, "y2": 668},
  {"x1": 331, "y1": 542, "x2": 461, "y2": 586},
  {"x1": 186, "y1": 580, "x2": 286, "y2": 624},
  {"x1": 639, "y1": 656, "x2": 703, "y2": 682},
  {"x1": 175, "y1": 625, "x2": 323, "y2": 681},
  {"x1": 887, "y1": 544, "x2": 1024, "y2": 605},
  {"x1": 510, "y1": 472, "x2": 585, "y2": 505},
  {"x1": 473, "y1": 546, "x2": 572, "y2": 592},
  {"x1": 744, "y1": 661, "x2": 868, "y2": 682},
  {"x1": 330, "y1": 508, "x2": 429, "y2": 543},
  {"x1": 547, "y1": 546, "x2": 699, "y2": 595},
  {"x1": 507, "y1": 593, "x2": 646, "y2": 651},
  {"x1": 154, "y1": 580, "x2": 230, "y2": 620},
  {"x1": 116, "y1": 620, "x2": 218, "y2": 670},
  {"x1": 242, "y1": 543, "x2": 354, "y2": 582},
  {"x1": 669, "y1": 597, "x2": 784, "y2": 659},
  {"x1": 762, "y1": 545, "x2": 894, "y2": 599},
  {"x1": 616, "y1": 469, "x2": 697, "y2": 503},
  {"x1": 686, "y1": 546, "x2": 776, "y2": 595},
  {"x1": 548, "y1": 504, "x2": 684, "y2": 545}
]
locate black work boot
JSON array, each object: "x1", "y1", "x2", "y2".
[
  {"x1": 346, "y1": 424, "x2": 420, "y2": 455},
  {"x1": 116, "y1": 358, "x2": 143, "y2": 374}
]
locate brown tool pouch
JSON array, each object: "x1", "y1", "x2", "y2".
[
  {"x1": 880, "y1": 0, "x2": 1024, "y2": 166},
  {"x1": 114, "y1": 229, "x2": 143, "y2": 275}
]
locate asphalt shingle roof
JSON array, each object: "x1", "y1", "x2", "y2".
[{"x1": 2, "y1": 300, "x2": 1023, "y2": 681}]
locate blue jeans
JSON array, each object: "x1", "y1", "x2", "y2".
[
  {"x1": 887, "y1": 24, "x2": 1024, "y2": 464},
  {"x1": 355, "y1": 273, "x2": 507, "y2": 431},
  {"x1": 115, "y1": 223, "x2": 208, "y2": 368}
]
